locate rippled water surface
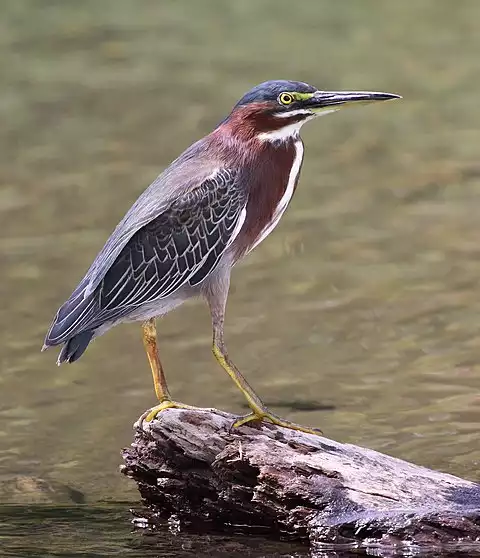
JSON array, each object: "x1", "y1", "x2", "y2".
[
  {"x1": 0, "y1": 504, "x2": 314, "y2": 557},
  {"x1": 1, "y1": 0, "x2": 480, "y2": 555}
]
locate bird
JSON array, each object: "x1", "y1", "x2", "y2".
[{"x1": 43, "y1": 80, "x2": 400, "y2": 435}]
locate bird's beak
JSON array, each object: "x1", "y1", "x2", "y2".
[{"x1": 308, "y1": 90, "x2": 401, "y2": 113}]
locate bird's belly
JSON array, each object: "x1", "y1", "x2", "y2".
[
  {"x1": 127, "y1": 292, "x2": 187, "y2": 321},
  {"x1": 94, "y1": 289, "x2": 191, "y2": 339}
]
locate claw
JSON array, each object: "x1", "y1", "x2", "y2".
[
  {"x1": 142, "y1": 400, "x2": 199, "y2": 423},
  {"x1": 233, "y1": 410, "x2": 323, "y2": 436},
  {"x1": 140, "y1": 399, "x2": 323, "y2": 437}
]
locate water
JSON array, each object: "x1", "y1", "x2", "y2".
[
  {"x1": 0, "y1": 504, "x2": 313, "y2": 557},
  {"x1": 1, "y1": 0, "x2": 480, "y2": 555}
]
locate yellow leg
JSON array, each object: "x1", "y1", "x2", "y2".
[
  {"x1": 142, "y1": 318, "x2": 171, "y2": 402},
  {"x1": 141, "y1": 318, "x2": 199, "y2": 422},
  {"x1": 212, "y1": 343, "x2": 323, "y2": 436}
]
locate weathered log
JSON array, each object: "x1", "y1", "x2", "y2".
[{"x1": 121, "y1": 408, "x2": 480, "y2": 551}]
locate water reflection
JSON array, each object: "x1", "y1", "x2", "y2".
[
  {"x1": 2, "y1": 504, "x2": 479, "y2": 558},
  {"x1": 0, "y1": 504, "x2": 308, "y2": 557}
]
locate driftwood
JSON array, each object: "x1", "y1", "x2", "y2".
[{"x1": 121, "y1": 408, "x2": 480, "y2": 552}]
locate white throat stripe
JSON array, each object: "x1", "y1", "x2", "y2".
[
  {"x1": 275, "y1": 109, "x2": 313, "y2": 118},
  {"x1": 257, "y1": 121, "x2": 305, "y2": 142}
]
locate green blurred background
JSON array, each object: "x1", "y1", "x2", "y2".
[{"x1": 1, "y1": 0, "x2": 480, "y2": 554}]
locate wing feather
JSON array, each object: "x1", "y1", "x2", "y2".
[
  {"x1": 44, "y1": 166, "x2": 247, "y2": 347},
  {"x1": 83, "y1": 140, "x2": 217, "y2": 297},
  {"x1": 94, "y1": 167, "x2": 246, "y2": 318}
]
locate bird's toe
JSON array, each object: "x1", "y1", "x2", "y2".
[
  {"x1": 232, "y1": 409, "x2": 323, "y2": 436},
  {"x1": 140, "y1": 400, "x2": 201, "y2": 424}
]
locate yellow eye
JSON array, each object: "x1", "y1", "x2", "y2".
[{"x1": 279, "y1": 92, "x2": 294, "y2": 105}]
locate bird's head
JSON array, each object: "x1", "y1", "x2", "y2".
[{"x1": 222, "y1": 80, "x2": 400, "y2": 142}]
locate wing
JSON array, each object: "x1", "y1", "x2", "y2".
[
  {"x1": 83, "y1": 139, "x2": 218, "y2": 297},
  {"x1": 91, "y1": 167, "x2": 246, "y2": 321},
  {"x1": 44, "y1": 163, "x2": 247, "y2": 347}
]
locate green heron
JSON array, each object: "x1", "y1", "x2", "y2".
[{"x1": 43, "y1": 80, "x2": 400, "y2": 435}]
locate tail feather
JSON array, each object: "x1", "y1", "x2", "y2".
[
  {"x1": 57, "y1": 331, "x2": 95, "y2": 364},
  {"x1": 44, "y1": 280, "x2": 98, "y2": 364},
  {"x1": 44, "y1": 281, "x2": 97, "y2": 346}
]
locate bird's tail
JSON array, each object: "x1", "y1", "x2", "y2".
[
  {"x1": 56, "y1": 330, "x2": 94, "y2": 364},
  {"x1": 43, "y1": 281, "x2": 98, "y2": 364}
]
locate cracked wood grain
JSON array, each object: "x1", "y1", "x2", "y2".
[{"x1": 121, "y1": 408, "x2": 480, "y2": 550}]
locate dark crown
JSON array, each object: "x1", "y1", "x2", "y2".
[{"x1": 235, "y1": 80, "x2": 317, "y2": 107}]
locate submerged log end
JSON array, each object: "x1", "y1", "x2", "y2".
[{"x1": 121, "y1": 408, "x2": 480, "y2": 550}]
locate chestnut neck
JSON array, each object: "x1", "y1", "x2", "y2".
[{"x1": 217, "y1": 102, "x2": 306, "y2": 144}]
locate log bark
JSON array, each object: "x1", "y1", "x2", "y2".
[{"x1": 121, "y1": 408, "x2": 480, "y2": 551}]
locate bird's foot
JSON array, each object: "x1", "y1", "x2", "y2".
[
  {"x1": 141, "y1": 399, "x2": 199, "y2": 423},
  {"x1": 233, "y1": 408, "x2": 323, "y2": 436}
]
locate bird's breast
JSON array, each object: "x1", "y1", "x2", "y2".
[{"x1": 231, "y1": 138, "x2": 304, "y2": 259}]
